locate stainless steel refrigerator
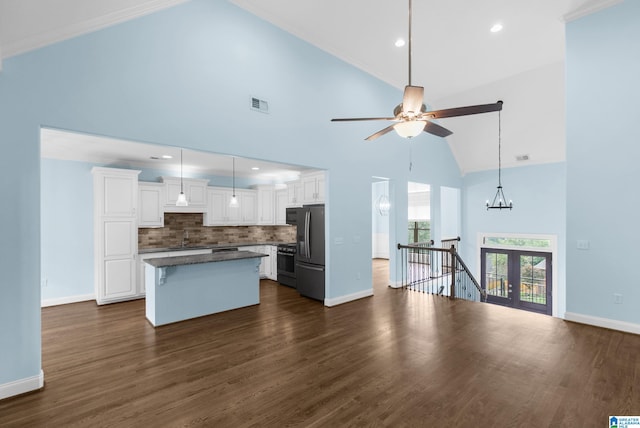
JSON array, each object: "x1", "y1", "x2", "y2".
[{"x1": 296, "y1": 204, "x2": 325, "y2": 301}]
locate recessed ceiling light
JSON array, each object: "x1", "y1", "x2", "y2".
[
  {"x1": 251, "y1": 167, "x2": 260, "y2": 171},
  {"x1": 161, "y1": 155, "x2": 173, "y2": 159},
  {"x1": 490, "y1": 23, "x2": 503, "y2": 33},
  {"x1": 395, "y1": 38, "x2": 406, "y2": 47}
]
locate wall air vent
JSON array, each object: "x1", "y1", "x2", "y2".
[
  {"x1": 516, "y1": 154, "x2": 530, "y2": 161},
  {"x1": 250, "y1": 97, "x2": 269, "y2": 114}
]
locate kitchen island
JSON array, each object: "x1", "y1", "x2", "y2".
[{"x1": 144, "y1": 250, "x2": 267, "y2": 327}]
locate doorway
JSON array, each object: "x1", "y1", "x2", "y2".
[{"x1": 481, "y1": 248, "x2": 552, "y2": 315}]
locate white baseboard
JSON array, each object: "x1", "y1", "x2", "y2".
[
  {"x1": 41, "y1": 293, "x2": 94, "y2": 308},
  {"x1": 564, "y1": 312, "x2": 640, "y2": 335},
  {"x1": 325, "y1": 289, "x2": 374, "y2": 307},
  {"x1": 389, "y1": 281, "x2": 403, "y2": 289},
  {"x1": 0, "y1": 370, "x2": 44, "y2": 400}
]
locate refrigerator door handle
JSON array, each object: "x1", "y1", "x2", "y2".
[
  {"x1": 297, "y1": 263, "x2": 324, "y2": 272},
  {"x1": 305, "y1": 210, "x2": 311, "y2": 259}
]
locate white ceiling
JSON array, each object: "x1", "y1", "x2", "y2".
[
  {"x1": 41, "y1": 128, "x2": 312, "y2": 182},
  {"x1": 0, "y1": 0, "x2": 621, "y2": 174}
]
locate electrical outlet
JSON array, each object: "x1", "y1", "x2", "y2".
[
  {"x1": 614, "y1": 293, "x2": 623, "y2": 304},
  {"x1": 41, "y1": 278, "x2": 48, "y2": 288},
  {"x1": 577, "y1": 240, "x2": 590, "y2": 250}
]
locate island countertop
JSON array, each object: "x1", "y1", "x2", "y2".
[
  {"x1": 144, "y1": 250, "x2": 267, "y2": 268},
  {"x1": 138, "y1": 242, "x2": 295, "y2": 255}
]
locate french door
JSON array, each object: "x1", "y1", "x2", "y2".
[{"x1": 481, "y1": 249, "x2": 552, "y2": 315}]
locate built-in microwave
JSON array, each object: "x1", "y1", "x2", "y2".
[{"x1": 285, "y1": 207, "x2": 298, "y2": 225}]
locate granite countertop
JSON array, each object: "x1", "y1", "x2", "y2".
[
  {"x1": 138, "y1": 242, "x2": 295, "y2": 255},
  {"x1": 144, "y1": 250, "x2": 268, "y2": 268}
]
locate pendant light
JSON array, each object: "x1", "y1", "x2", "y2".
[
  {"x1": 486, "y1": 106, "x2": 513, "y2": 210},
  {"x1": 229, "y1": 157, "x2": 238, "y2": 207},
  {"x1": 176, "y1": 149, "x2": 188, "y2": 207},
  {"x1": 376, "y1": 181, "x2": 391, "y2": 216}
]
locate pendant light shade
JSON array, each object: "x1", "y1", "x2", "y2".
[
  {"x1": 229, "y1": 157, "x2": 238, "y2": 207},
  {"x1": 176, "y1": 149, "x2": 188, "y2": 207},
  {"x1": 486, "y1": 108, "x2": 513, "y2": 210}
]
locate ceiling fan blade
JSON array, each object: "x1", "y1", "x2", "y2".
[
  {"x1": 331, "y1": 117, "x2": 396, "y2": 122},
  {"x1": 425, "y1": 100, "x2": 503, "y2": 119},
  {"x1": 423, "y1": 120, "x2": 453, "y2": 138},
  {"x1": 365, "y1": 124, "x2": 396, "y2": 141},
  {"x1": 402, "y1": 85, "x2": 424, "y2": 114}
]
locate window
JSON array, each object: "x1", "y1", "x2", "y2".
[
  {"x1": 408, "y1": 220, "x2": 431, "y2": 244},
  {"x1": 483, "y1": 237, "x2": 551, "y2": 249}
]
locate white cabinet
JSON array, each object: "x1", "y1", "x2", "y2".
[
  {"x1": 256, "y1": 186, "x2": 275, "y2": 225},
  {"x1": 301, "y1": 172, "x2": 325, "y2": 204},
  {"x1": 204, "y1": 188, "x2": 257, "y2": 226},
  {"x1": 138, "y1": 182, "x2": 165, "y2": 228},
  {"x1": 92, "y1": 167, "x2": 141, "y2": 305},
  {"x1": 239, "y1": 191, "x2": 258, "y2": 225},
  {"x1": 269, "y1": 245, "x2": 278, "y2": 280},
  {"x1": 162, "y1": 177, "x2": 209, "y2": 212},
  {"x1": 286, "y1": 180, "x2": 303, "y2": 207},
  {"x1": 275, "y1": 189, "x2": 288, "y2": 225}
]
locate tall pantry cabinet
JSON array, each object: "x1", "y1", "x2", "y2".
[{"x1": 92, "y1": 167, "x2": 141, "y2": 305}]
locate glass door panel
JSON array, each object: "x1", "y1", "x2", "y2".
[{"x1": 481, "y1": 249, "x2": 511, "y2": 306}]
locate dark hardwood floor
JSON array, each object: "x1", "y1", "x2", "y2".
[{"x1": 1, "y1": 260, "x2": 639, "y2": 427}]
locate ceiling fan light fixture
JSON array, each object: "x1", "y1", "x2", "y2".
[{"x1": 394, "y1": 120, "x2": 426, "y2": 138}]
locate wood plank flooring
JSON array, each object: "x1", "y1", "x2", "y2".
[{"x1": 1, "y1": 259, "x2": 639, "y2": 427}]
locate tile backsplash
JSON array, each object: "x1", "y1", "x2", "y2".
[{"x1": 138, "y1": 213, "x2": 296, "y2": 249}]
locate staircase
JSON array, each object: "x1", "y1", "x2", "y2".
[{"x1": 397, "y1": 238, "x2": 486, "y2": 302}]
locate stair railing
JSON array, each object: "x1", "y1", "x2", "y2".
[{"x1": 397, "y1": 241, "x2": 486, "y2": 302}]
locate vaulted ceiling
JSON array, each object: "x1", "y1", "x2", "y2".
[{"x1": 0, "y1": 0, "x2": 621, "y2": 173}]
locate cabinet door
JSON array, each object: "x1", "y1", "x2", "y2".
[
  {"x1": 100, "y1": 175, "x2": 138, "y2": 217},
  {"x1": 257, "y1": 188, "x2": 275, "y2": 225},
  {"x1": 102, "y1": 219, "x2": 137, "y2": 301},
  {"x1": 286, "y1": 180, "x2": 302, "y2": 207},
  {"x1": 205, "y1": 189, "x2": 227, "y2": 226},
  {"x1": 269, "y1": 246, "x2": 278, "y2": 280},
  {"x1": 301, "y1": 177, "x2": 317, "y2": 204},
  {"x1": 138, "y1": 183, "x2": 164, "y2": 227},
  {"x1": 275, "y1": 190, "x2": 288, "y2": 225},
  {"x1": 257, "y1": 246, "x2": 267, "y2": 277},
  {"x1": 187, "y1": 182, "x2": 207, "y2": 206},
  {"x1": 240, "y1": 191, "x2": 258, "y2": 224},
  {"x1": 165, "y1": 180, "x2": 183, "y2": 206},
  {"x1": 315, "y1": 174, "x2": 325, "y2": 203}
]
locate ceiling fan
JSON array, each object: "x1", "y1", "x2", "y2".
[{"x1": 331, "y1": 0, "x2": 503, "y2": 141}]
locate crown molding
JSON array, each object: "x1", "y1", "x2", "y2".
[
  {"x1": 1, "y1": 0, "x2": 189, "y2": 60},
  {"x1": 562, "y1": 0, "x2": 623, "y2": 22}
]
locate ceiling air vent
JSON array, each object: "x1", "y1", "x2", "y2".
[{"x1": 251, "y1": 97, "x2": 269, "y2": 114}]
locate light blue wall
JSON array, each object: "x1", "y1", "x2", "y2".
[
  {"x1": 461, "y1": 162, "x2": 567, "y2": 315},
  {"x1": 0, "y1": 0, "x2": 462, "y2": 386},
  {"x1": 41, "y1": 159, "x2": 95, "y2": 301},
  {"x1": 566, "y1": 2, "x2": 640, "y2": 324}
]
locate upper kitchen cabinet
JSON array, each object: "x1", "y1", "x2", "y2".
[
  {"x1": 301, "y1": 172, "x2": 325, "y2": 204},
  {"x1": 286, "y1": 180, "x2": 303, "y2": 207},
  {"x1": 92, "y1": 167, "x2": 141, "y2": 305},
  {"x1": 275, "y1": 189, "x2": 288, "y2": 225},
  {"x1": 162, "y1": 177, "x2": 209, "y2": 212},
  {"x1": 138, "y1": 182, "x2": 165, "y2": 228},
  {"x1": 256, "y1": 185, "x2": 275, "y2": 225},
  {"x1": 204, "y1": 188, "x2": 257, "y2": 226}
]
